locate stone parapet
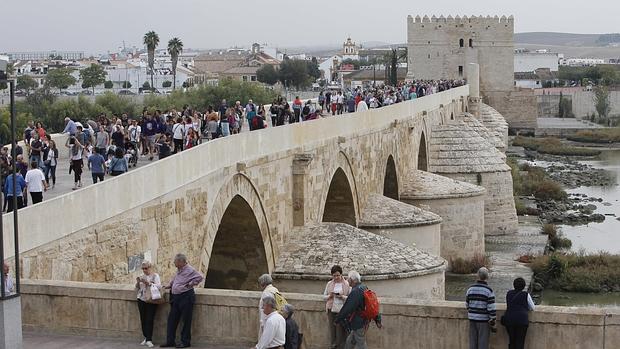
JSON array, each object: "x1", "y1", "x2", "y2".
[{"x1": 21, "y1": 280, "x2": 619, "y2": 349}]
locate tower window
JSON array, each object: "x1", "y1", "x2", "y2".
[
  {"x1": 469, "y1": 39, "x2": 473, "y2": 47},
  {"x1": 459, "y1": 39, "x2": 464, "y2": 48},
  {"x1": 458, "y1": 66, "x2": 463, "y2": 77}
]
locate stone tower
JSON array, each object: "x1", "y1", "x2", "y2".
[{"x1": 407, "y1": 15, "x2": 514, "y2": 94}]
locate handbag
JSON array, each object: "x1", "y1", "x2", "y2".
[{"x1": 145, "y1": 284, "x2": 166, "y2": 304}]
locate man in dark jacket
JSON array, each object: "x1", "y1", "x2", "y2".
[
  {"x1": 336, "y1": 271, "x2": 381, "y2": 349},
  {"x1": 282, "y1": 304, "x2": 300, "y2": 349}
]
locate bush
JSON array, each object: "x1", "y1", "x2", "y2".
[
  {"x1": 122, "y1": 81, "x2": 132, "y2": 89},
  {"x1": 162, "y1": 80, "x2": 172, "y2": 88},
  {"x1": 532, "y1": 252, "x2": 620, "y2": 292},
  {"x1": 515, "y1": 198, "x2": 527, "y2": 215},
  {"x1": 567, "y1": 128, "x2": 620, "y2": 143},
  {"x1": 104, "y1": 81, "x2": 114, "y2": 89},
  {"x1": 449, "y1": 254, "x2": 491, "y2": 274},
  {"x1": 513, "y1": 136, "x2": 601, "y2": 156},
  {"x1": 541, "y1": 224, "x2": 572, "y2": 250}
]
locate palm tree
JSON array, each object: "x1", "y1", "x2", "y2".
[
  {"x1": 382, "y1": 47, "x2": 408, "y2": 86},
  {"x1": 167, "y1": 37, "x2": 184, "y2": 90},
  {"x1": 143, "y1": 31, "x2": 160, "y2": 91}
]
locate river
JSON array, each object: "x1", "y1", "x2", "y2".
[
  {"x1": 542, "y1": 148, "x2": 620, "y2": 307},
  {"x1": 561, "y1": 149, "x2": 620, "y2": 254}
]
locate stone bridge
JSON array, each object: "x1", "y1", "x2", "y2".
[{"x1": 4, "y1": 80, "x2": 517, "y2": 300}]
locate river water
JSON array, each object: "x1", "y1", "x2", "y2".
[
  {"x1": 542, "y1": 148, "x2": 620, "y2": 307},
  {"x1": 561, "y1": 149, "x2": 620, "y2": 254}
]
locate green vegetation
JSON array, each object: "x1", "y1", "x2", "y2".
[
  {"x1": 558, "y1": 65, "x2": 620, "y2": 86},
  {"x1": 16, "y1": 75, "x2": 39, "y2": 96},
  {"x1": 104, "y1": 81, "x2": 114, "y2": 89},
  {"x1": 512, "y1": 136, "x2": 601, "y2": 156},
  {"x1": 509, "y1": 158, "x2": 568, "y2": 201},
  {"x1": 449, "y1": 254, "x2": 491, "y2": 274},
  {"x1": 542, "y1": 224, "x2": 572, "y2": 250},
  {"x1": 567, "y1": 128, "x2": 620, "y2": 143},
  {"x1": 167, "y1": 37, "x2": 183, "y2": 90},
  {"x1": 143, "y1": 31, "x2": 160, "y2": 91},
  {"x1": 45, "y1": 67, "x2": 77, "y2": 93},
  {"x1": 3, "y1": 79, "x2": 279, "y2": 135},
  {"x1": 594, "y1": 86, "x2": 611, "y2": 119},
  {"x1": 557, "y1": 92, "x2": 573, "y2": 118},
  {"x1": 257, "y1": 57, "x2": 321, "y2": 89},
  {"x1": 532, "y1": 252, "x2": 620, "y2": 292},
  {"x1": 79, "y1": 63, "x2": 108, "y2": 94}
]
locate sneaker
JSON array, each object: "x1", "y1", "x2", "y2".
[
  {"x1": 140, "y1": 339, "x2": 147, "y2": 346},
  {"x1": 145, "y1": 341, "x2": 154, "y2": 348}
]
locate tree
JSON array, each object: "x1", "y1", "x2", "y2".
[
  {"x1": 143, "y1": 31, "x2": 160, "y2": 91},
  {"x1": 122, "y1": 81, "x2": 132, "y2": 89},
  {"x1": 45, "y1": 67, "x2": 77, "y2": 93},
  {"x1": 307, "y1": 58, "x2": 321, "y2": 80},
  {"x1": 167, "y1": 37, "x2": 183, "y2": 90},
  {"x1": 256, "y1": 64, "x2": 279, "y2": 85},
  {"x1": 594, "y1": 86, "x2": 610, "y2": 119},
  {"x1": 162, "y1": 80, "x2": 172, "y2": 88},
  {"x1": 384, "y1": 48, "x2": 407, "y2": 86},
  {"x1": 16, "y1": 75, "x2": 39, "y2": 96},
  {"x1": 279, "y1": 58, "x2": 311, "y2": 90},
  {"x1": 558, "y1": 92, "x2": 573, "y2": 118},
  {"x1": 104, "y1": 80, "x2": 114, "y2": 89},
  {"x1": 143, "y1": 81, "x2": 151, "y2": 90},
  {"x1": 80, "y1": 63, "x2": 107, "y2": 95},
  {"x1": 0, "y1": 63, "x2": 13, "y2": 90}
]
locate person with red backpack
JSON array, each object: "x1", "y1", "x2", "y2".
[{"x1": 335, "y1": 271, "x2": 382, "y2": 349}]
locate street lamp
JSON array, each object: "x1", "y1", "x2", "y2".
[{"x1": 0, "y1": 56, "x2": 21, "y2": 301}]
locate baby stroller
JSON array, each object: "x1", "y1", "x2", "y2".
[{"x1": 125, "y1": 142, "x2": 139, "y2": 167}]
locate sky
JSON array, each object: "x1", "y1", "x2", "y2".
[{"x1": 1, "y1": 0, "x2": 618, "y2": 55}]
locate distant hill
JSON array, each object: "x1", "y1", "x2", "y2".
[{"x1": 515, "y1": 32, "x2": 620, "y2": 47}]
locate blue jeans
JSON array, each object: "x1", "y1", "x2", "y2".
[
  {"x1": 30, "y1": 155, "x2": 43, "y2": 168},
  {"x1": 220, "y1": 122, "x2": 230, "y2": 136}
]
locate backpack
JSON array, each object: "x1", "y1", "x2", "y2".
[
  {"x1": 359, "y1": 288, "x2": 380, "y2": 321},
  {"x1": 252, "y1": 116, "x2": 263, "y2": 129},
  {"x1": 274, "y1": 291, "x2": 288, "y2": 312},
  {"x1": 302, "y1": 105, "x2": 310, "y2": 115}
]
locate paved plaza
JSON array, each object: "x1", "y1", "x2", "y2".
[{"x1": 24, "y1": 331, "x2": 245, "y2": 349}]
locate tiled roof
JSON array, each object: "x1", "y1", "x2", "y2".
[{"x1": 358, "y1": 194, "x2": 442, "y2": 228}]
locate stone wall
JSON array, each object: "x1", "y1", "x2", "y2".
[
  {"x1": 403, "y1": 196, "x2": 485, "y2": 262},
  {"x1": 442, "y1": 172, "x2": 519, "y2": 236},
  {"x1": 485, "y1": 89, "x2": 538, "y2": 130},
  {"x1": 538, "y1": 90, "x2": 620, "y2": 118},
  {"x1": 364, "y1": 224, "x2": 441, "y2": 256},
  {"x1": 21, "y1": 280, "x2": 620, "y2": 349}
]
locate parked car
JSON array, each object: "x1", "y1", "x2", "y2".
[
  {"x1": 79, "y1": 90, "x2": 93, "y2": 95},
  {"x1": 118, "y1": 90, "x2": 136, "y2": 96}
]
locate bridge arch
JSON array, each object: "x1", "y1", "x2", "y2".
[
  {"x1": 201, "y1": 174, "x2": 274, "y2": 291},
  {"x1": 418, "y1": 131, "x2": 428, "y2": 171},
  {"x1": 319, "y1": 151, "x2": 359, "y2": 227},
  {"x1": 383, "y1": 155, "x2": 399, "y2": 200}
]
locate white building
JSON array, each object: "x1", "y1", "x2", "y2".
[
  {"x1": 319, "y1": 55, "x2": 342, "y2": 84},
  {"x1": 514, "y1": 50, "x2": 559, "y2": 72},
  {"x1": 560, "y1": 58, "x2": 606, "y2": 66}
]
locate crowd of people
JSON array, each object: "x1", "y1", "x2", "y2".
[
  {"x1": 0, "y1": 79, "x2": 465, "y2": 212},
  {"x1": 318, "y1": 79, "x2": 467, "y2": 114}
]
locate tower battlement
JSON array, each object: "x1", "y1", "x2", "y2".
[{"x1": 408, "y1": 14, "x2": 514, "y2": 25}]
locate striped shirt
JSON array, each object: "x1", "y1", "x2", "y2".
[{"x1": 465, "y1": 281, "x2": 496, "y2": 322}]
